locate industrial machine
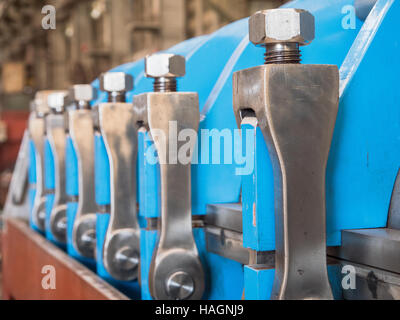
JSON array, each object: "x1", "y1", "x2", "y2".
[{"x1": 4, "y1": 0, "x2": 400, "y2": 300}]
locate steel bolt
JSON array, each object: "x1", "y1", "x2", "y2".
[
  {"x1": 166, "y1": 271, "x2": 195, "y2": 300},
  {"x1": 145, "y1": 53, "x2": 186, "y2": 92},
  {"x1": 99, "y1": 72, "x2": 133, "y2": 102},
  {"x1": 47, "y1": 91, "x2": 69, "y2": 113},
  {"x1": 69, "y1": 84, "x2": 95, "y2": 109},
  {"x1": 249, "y1": 8, "x2": 315, "y2": 64},
  {"x1": 114, "y1": 246, "x2": 139, "y2": 271},
  {"x1": 34, "y1": 90, "x2": 54, "y2": 116}
]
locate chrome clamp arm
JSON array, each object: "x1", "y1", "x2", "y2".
[
  {"x1": 46, "y1": 113, "x2": 68, "y2": 243},
  {"x1": 69, "y1": 109, "x2": 97, "y2": 258},
  {"x1": 233, "y1": 64, "x2": 339, "y2": 300},
  {"x1": 99, "y1": 102, "x2": 140, "y2": 281},
  {"x1": 29, "y1": 112, "x2": 47, "y2": 231},
  {"x1": 3, "y1": 130, "x2": 30, "y2": 219},
  {"x1": 134, "y1": 92, "x2": 204, "y2": 300}
]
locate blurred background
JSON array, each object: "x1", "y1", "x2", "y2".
[{"x1": 0, "y1": 0, "x2": 287, "y2": 210}]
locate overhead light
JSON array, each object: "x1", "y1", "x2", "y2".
[
  {"x1": 65, "y1": 23, "x2": 74, "y2": 38},
  {"x1": 91, "y1": 0, "x2": 106, "y2": 20}
]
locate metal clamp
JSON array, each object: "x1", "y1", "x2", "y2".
[
  {"x1": 69, "y1": 109, "x2": 97, "y2": 258},
  {"x1": 29, "y1": 112, "x2": 47, "y2": 231},
  {"x1": 46, "y1": 112, "x2": 68, "y2": 243},
  {"x1": 3, "y1": 130, "x2": 30, "y2": 219},
  {"x1": 233, "y1": 63, "x2": 338, "y2": 300},
  {"x1": 99, "y1": 102, "x2": 140, "y2": 281},
  {"x1": 232, "y1": 8, "x2": 338, "y2": 300},
  {"x1": 134, "y1": 92, "x2": 204, "y2": 300}
]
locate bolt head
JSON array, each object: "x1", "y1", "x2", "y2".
[
  {"x1": 69, "y1": 84, "x2": 95, "y2": 102},
  {"x1": 249, "y1": 8, "x2": 315, "y2": 46},
  {"x1": 114, "y1": 246, "x2": 139, "y2": 272},
  {"x1": 34, "y1": 90, "x2": 54, "y2": 115},
  {"x1": 47, "y1": 91, "x2": 69, "y2": 112},
  {"x1": 166, "y1": 271, "x2": 194, "y2": 300},
  {"x1": 99, "y1": 72, "x2": 133, "y2": 93},
  {"x1": 145, "y1": 53, "x2": 186, "y2": 78}
]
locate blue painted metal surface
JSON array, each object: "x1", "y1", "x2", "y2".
[
  {"x1": 43, "y1": 139, "x2": 59, "y2": 245},
  {"x1": 28, "y1": 139, "x2": 40, "y2": 232}
]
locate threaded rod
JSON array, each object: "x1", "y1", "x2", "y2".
[
  {"x1": 108, "y1": 91, "x2": 126, "y2": 103},
  {"x1": 153, "y1": 77, "x2": 177, "y2": 92},
  {"x1": 77, "y1": 100, "x2": 91, "y2": 110},
  {"x1": 264, "y1": 43, "x2": 301, "y2": 64}
]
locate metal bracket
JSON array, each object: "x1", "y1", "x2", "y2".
[
  {"x1": 233, "y1": 64, "x2": 339, "y2": 300},
  {"x1": 3, "y1": 130, "x2": 30, "y2": 219},
  {"x1": 29, "y1": 112, "x2": 47, "y2": 231},
  {"x1": 99, "y1": 102, "x2": 140, "y2": 281},
  {"x1": 46, "y1": 113, "x2": 68, "y2": 243},
  {"x1": 134, "y1": 92, "x2": 204, "y2": 300},
  {"x1": 69, "y1": 109, "x2": 97, "y2": 258}
]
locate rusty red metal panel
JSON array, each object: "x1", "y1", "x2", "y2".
[
  {"x1": 0, "y1": 110, "x2": 29, "y2": 172},
  {"x1": 1, "y1": 217, "x2": 128, "y2": 300}
]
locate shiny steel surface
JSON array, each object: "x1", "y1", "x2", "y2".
[
  {"x1": 233, "y1": 64, "x2": 338, "y2": 299},
  {"x1": 69, "y1": 85, "x2": 95, "y2": 104},
  {"x1": 355, "y1": 0, "x2": 378, "y2": 20},
  {"x1": 99, "y1": 72, "x2": 133, "y2": 93},
  {"x1": 388, "y1": 169, "x2": 400, "y2": 229},
  {"x1": 145, "y1": 53, "x2": 186, "y2": 78},
  {"x1": 69, "y1": 109, "x2": 97, "y2": 258},
  {"x1": 205, "y1": 225, "x2": 274, "y2": 265},
  {"x1": 166, "y1": 271, "x2": 195, "y2": 300},
  {"x1": 205, "y1": 203, "x2": 242, "y2": 233},
  {"x1": 46, "y1": 113, "x2": 68, "y2": 243},
  {"x1": 99, "y1": 102, "x2": 140, "y2": 281},
  {"x1": 3, "y1": 130, "x2": 30, "y2": 219},
  {"x1": 249, "y1": 9, "x2": 315, "y2": 46},
  {"x1": 29, "y1": 112, "x2": 47, "y2": 231},
  {"x1": 338, "y1": 261, "x2": 400, "y2": 300},
  {"x1": 330, "y1": 228, "x2": 400, "y2": 274},
  {"x1": 134, "y1": 92, "x2": 204, "y2": 300}
]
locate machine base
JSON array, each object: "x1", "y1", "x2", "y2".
[{"x1": 1, "y1": 217, "x2": 128, "y2": 300}]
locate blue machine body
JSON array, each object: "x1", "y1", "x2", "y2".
[
  {"x1": 27, "y1": 0, "x2": 399, "y2": 299},
  {"x1": 43, "y1": 138, "x2": 65, "y2": 248}
]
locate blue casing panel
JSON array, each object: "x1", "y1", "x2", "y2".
[
  {"x1": 43, "y1": 139, "x2": 59, "y2": 246},
  {"x1": 28, "y1": 139, "x2": 40, "y2": 232}
]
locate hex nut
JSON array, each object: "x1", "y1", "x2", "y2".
[
  {"x1": 69, "y1": 84, "x2": 95, "y2": 102},
  {"x1": 34, "y1": 90, "x2": 56, "y2": 115},
  {"x1": 249, "y1": 9, "x2": 315, "y2": 46},
  {"x1": 47, "y1": 91, "x2": 68, "y2": 112},
  {"x1": 99, "y1": 72, "x2": 133, "y2": 92},
  {"x1": 145, "y1": 53, "x2": 186, "y2": 78}
]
